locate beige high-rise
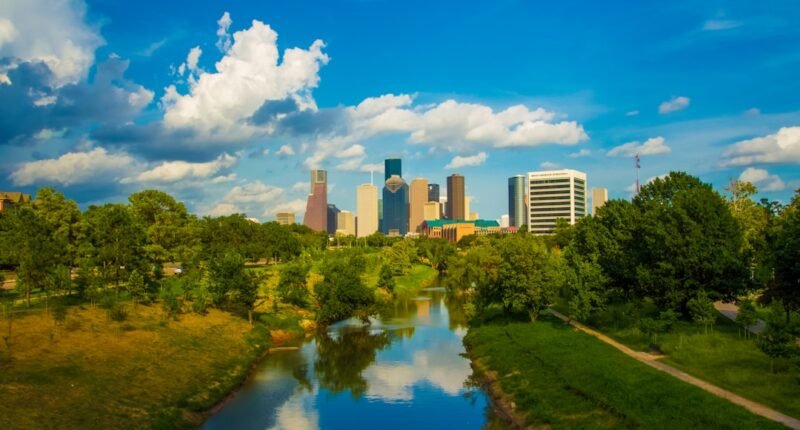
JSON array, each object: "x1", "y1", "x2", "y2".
[
  {"x1": 336, "y1": 211, "x2": 356, "y2": 236},
  {"x1": 423, "y1": 202, "x2": 441, "y2": 221},
  {"x1": 356, "y1": 183, "x2": 378, "y2": 237},
  {"x1": 591, "y1": 187, "x2": 608, "y2": 215},
  {"x1": 409, "y1": 178, "x2": 428, "y2": 233}
]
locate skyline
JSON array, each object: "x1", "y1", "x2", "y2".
[{"x1": 2, "y1": 1, "x2": 800, "y2": 222}]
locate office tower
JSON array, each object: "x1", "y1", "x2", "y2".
[
  {"x1": 357, "y1": 183, "x2": 378, "y2": 237},
  {"x1": 527, "y1": 169, "x2": 587, "y2": 234},
  {"x1": 464, "y1": 196, "x2": 471, "y2": 220},
  {"x1": 439, "y1": 196, "x2": 447, "y2": 219},
  {"x1": 275, "y1": 212, "x2": 295, "y2": 225},
  {"x1": 382, "y1": 158, "x2": 409, "y2": 235},
  {"x1": 427, "y1": 183, "x2": 440, "y2": 202},
  {"x1": 409, "y1": 178, "x2": 429, "y2": 233},
  {"x1": 591, "y1": 187, "x2": 609, "y2": 215},
  {"x1": 500, "y1": 214, "x2": 510, "y2": 228},
  {"x1": 446, "y1": 174, "x2": 465, "y2": 220},
  {"x1": 423, "y1": 201, "x2": 441, "y2": 221},
  {"x1": 326, "y1": 204, "x2": 340, "y2": 235},
  {"x1": 378, "y1": 199, "x2": 383, "y2": 230},
  {"x1": 336, "y1": 211, "x2": 356, "y2": 236},
  {"x1": 508, "y1": 175, "x2": 527, "y2": 228},
  {"x1": 302, "y1": 169, "x2": 328, "y2": 232},
  {"x1": 385, "y1": 158, "x2": 402, "y2": 180}
]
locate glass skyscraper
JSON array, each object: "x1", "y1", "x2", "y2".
[
  {"x1": 427, "y1": 183, "x2": 440, "y2": 202},
  {"x1": 508, "y1": 175, "x2": 527, "y2": 228},
  {"x1": 381, "y1": 158, "x2": 409, "y2": 235}
]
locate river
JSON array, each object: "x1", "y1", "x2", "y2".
[{"x1": 202, "y1": 288, "x2": 495, "y2": 429}]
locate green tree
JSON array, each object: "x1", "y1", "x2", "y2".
[
  {"x1": 376, "y1": 263, "x2": 396, "y2": 293},
  {"x1": 277, "y1": 259, "x2": 311, "y2": 307},
  {"x1": 315, "y1": 250, "x2": 374, "y2": 324},
  {"x1": 758, "y1": 316, "x2": 796, "y2": 374},
  {"x1": 770, "y1": 190, "x2": 800, "y2": 322},
  {"x1": 687, "y1": 290, "x2": 716, "y2": 334},
  {"x1": 736, "y1": 300, "x2": 759, "y2": 339},
  {"x1": 84, "y1": 204, "x2": 147, "y2": 295},
  {"x1": 128, "y1": 190, "x2": 193, "y2": 264},
  {"x1": 127, "y1": 269, "x2": 147, "y2": 307},
  {"x1": 0, "y1": 205, "x2": 58, "y2": 306},
  {"x1": 34, "y1": 187, "x2": 82, "y2": 268}
]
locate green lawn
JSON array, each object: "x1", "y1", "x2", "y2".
[
  {"x1": 465, "y1": 317, "x2": 787, "y2": 430},
  {"x1": 394, "y1": 264, "x2": 438, "y2": 298},
  {"x1": 579, "y1": 303, "x2": 800, "y2": 419}
]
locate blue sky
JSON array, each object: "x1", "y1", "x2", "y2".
[{"x1": 1, "y1": 0, "x2": 799, "y2": 221}]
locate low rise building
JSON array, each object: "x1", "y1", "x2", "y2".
[
  {"x1": 419, "y1": 219, "x2": 501, "y2": 243},
  {"x1": 275, "y1": 212, "x2": 295, "y2": 225},
  {"x1": 0, "y1": 192, "x2": 31, "y2": 211}
]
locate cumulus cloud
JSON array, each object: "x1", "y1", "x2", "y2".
[
  {"x1": 607, "y1": 136, "x2": 670, "y2": 157},
  {"x1": 658, "y1": 96, "x2": 690, "y2": 114},
  {"x1": 205, "y1": 180, "x2": 302, "y2": 220},
  {"x1": 161, "y1": 16, "x2": 329, "y2": 141},
  {"x1": 185, "y1": 46, "x2": 202, "y2": 74},
  {"x1": 540, "y1": 161, "x2": 558, "y2": 169},
  {"x1": 277, "y1": 144, "x2": 295, "y2": 157},
  {"x1": 122, "y1": 152, "x2": 237, "y2": 184},
  {"x1": 739, "y1": 167, "x2": 785, "y2": 192},
  {"x1": 722, "y1": 126, "x2": 800, "y2": 166},
  {"x1": 10, "y1": 147, "x2": 140, "y2": 186},
  {"x1": 215, "y1": 12, "x2": 233, "y2": 52},
  {"x1": 445, "y1": 152, "x2": 487, "y2": 169},
  {"x1": 569, "y1": 148, "x2": 591, "y2": 158},
  {"x1": 0, "y1": 0, "x2": 103, "y2": 86}
]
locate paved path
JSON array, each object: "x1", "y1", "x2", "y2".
[
  {"x1": 547, "y1": 308, "x2": 800, "y2": 430},
  {"x1": 715, "y1": 301, "x2": 766, "y2": 334}
]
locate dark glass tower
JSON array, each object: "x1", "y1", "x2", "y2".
[
  {"x1": 508, "y1": 175, "x2": 526, "y2": 228},
  {"x1": 326, "y1": 204, "x2": 340, "y2": 235},
  {"x1": 427, "y1": 183, "x2": 440, "y2": 202},
  {"x1": 381, "y1": 158, "x2": 409, "y2": 235}
]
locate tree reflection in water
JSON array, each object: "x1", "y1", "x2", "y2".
[{"x1": 314, "y1": 327, "x2": 392, "y2": 397}]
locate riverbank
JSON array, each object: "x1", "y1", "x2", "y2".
[
  {"x1": 0, "y1": 303, "x2": 306, "y2": 429},
  {"x1": 464, "y1": 316, "x2": 787, "y2": 429}
]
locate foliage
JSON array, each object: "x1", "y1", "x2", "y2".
[
  {"x1": 277, "y1": 259, "x2": 311, "y2": 307},
  {"x1": 736, "y1": 300, "x2": 759, "y2": 338},
  {"x1": 376, "y1": 263, "x2": 396, "y2": 293},
  {"x1": 127, "y1": 269, "x2": 147, "y2": 306},
  {"x1": 769, "y1": 191, "x2": 800, "y2": 320},
  {"x1": 315, "y1": 250, "x2": 375, "y2": 324},
  {"x1": 687, "y1": 290, "x2": 716, "y2": 333}
]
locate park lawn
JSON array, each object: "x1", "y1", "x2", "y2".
[
  {"x1": 464, "y1": 317, "x2": 787, "y2": 430},
  {"x1": 581, "y1": 304, "x2": 800, "y2": 420},
  {"x1": 0, "y1": 304, "x2": 271, "y2": 430},
  {"x1": 394, "y1": 264, "x2": 438, "y2": 298}
]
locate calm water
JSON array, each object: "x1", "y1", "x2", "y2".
[{"x1": 202, "y1": 288, "x2": 493, "y2": 430}]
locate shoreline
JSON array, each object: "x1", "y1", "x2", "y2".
[{"x1": 467, "y1": 354, "x2": 532, "y2": 430}]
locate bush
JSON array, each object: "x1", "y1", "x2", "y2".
[{"x1": 108, "y1": 304, "x2": 129, "y2": 322}]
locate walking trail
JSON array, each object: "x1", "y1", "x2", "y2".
[
  {"x1": 547, "y1": 308, "x2": 800, "y2": 430},
  {"x1": 714, "y1": 301, "x2": 766, "y2": 334}
]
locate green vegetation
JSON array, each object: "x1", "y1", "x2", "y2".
[
  {"x1": 393, "y1": 264, "x2": 436, "y2": 297},
  {"x1": 465, "y1": 317, "x2": 785, "y2": 430}
]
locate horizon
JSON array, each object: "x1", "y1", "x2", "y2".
[{"x1": 2, "y1": 0, "x2": 800, "y2": 222}]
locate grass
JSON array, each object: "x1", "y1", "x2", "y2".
[
  {"x1": 394, "y1": 264, "x2": 438, "y2": 298},
  {"x1": 577, "y1": 302, "x2": 800, "y2": 419},
  {"x1": 0, "y1": 303, "x2": 276, "y2": 429},
  {"x1": 464, "y1": 316, "x2": 787, "y2": 430}
]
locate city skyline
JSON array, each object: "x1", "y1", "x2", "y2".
[{"x1": 2, "y1": 1, "x2": 800, "y2": 223}]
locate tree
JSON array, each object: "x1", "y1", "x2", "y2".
[
  {"x1": 84, "y1": 204, "x2": 147, "y2": 295},
  {"x1": 687, "y1": 290, "x2": 716, "y2": 334},
  {"x1": 736, "y1": 300, "x2": 759, "y2": 339},
  {"x1": 376, "y1": 264, "x2": 396, "y2": 294},
  {"x1": 127, "y1": 269, "x2": 147, "y2": 307},
  {"x1": 34, "y1": 187, "x2": 82, "y2": 268},
  {"x1": 207, "y1": 252, "x2": 263, "y2": 323},
  {"x1": 724, "y1": 180, "x2": 770, "y2": 287},
  {"x1": 0, "y1": 205, "x2": 58, "y2": 306},
  {"x1": 129, "y1": 190, "x2": 192, "y2": 264},
  {"x1": 758, "y1": 318, "x2": 796, "y2": 373},
  {"x1": 315, "y1": 250, "x2": 375, "y2": 324},
  {"x1": 277, "y1": 259, "x2": 311, "y2": 307},
  {"x1": 770, "y1": 190, "x2": 800, "y2": 322}
]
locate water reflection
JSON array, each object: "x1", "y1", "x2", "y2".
[{"x1": 203, "y1": 288, "x2": 489, "y2": 430}]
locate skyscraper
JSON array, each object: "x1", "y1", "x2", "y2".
[
  {"x1": 303, "y1": 169, "x2": 327, "y2": 232},
  {"x1": 527, "y1": 169, "x2": 587, "y2": 234},
  {"x1": 385, "y1": 158, "x2": 402, "y2": 180},
  {"x1": 409, "y1": 178, "x2": 429, "y2": 233},
  {"x1": 508, "y1": 175, "x2": 527, "y2": 228},
  {"x1": 591, "y1": 187, "x2": 609, "y2": 215},
  {"x1": 427, "y1": 183, "x2": 440, "y2": 202},
  {"x1": 357, "y1": 183, "x2": 378, "y2": 238},
  {"x1": 382, "y1": 158, "x2": 409, "y2": 235},
  {"x1": 326, "y1": 204, "x2": 340, "y2": 235},
  {"x1": 423, "y1": 202, "x2": 441, "y2": 221},
  {"x1": 336, "y1": 211, "x2": 356, "y2": 236},
  {"x1": 275, "y1": 212, "x2": 295, "y2": 225},
  {"x1": 446, "y1": 174, "x2": 465, "y2": 220}
]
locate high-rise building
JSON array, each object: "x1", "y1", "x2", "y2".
[
  {"x1": 527, "y1": 169, "x2": 587, "y2": 234},
  {"x1": 591, "y1": 187, "x2": 609, "y2": 215},
  {"x1": 464, "y1": 196, "x2": 471, "y2": 220},
  {"x1": 382, "y1": 159, "x2": 409, "y2": 235},
  {"x1": 326, "y1": 204, "x2": 340, "y2": 235},
  {"x1": 508, "y1": 175, "x2": 527, "y2": 228},
  {"x1": 423, "y1": 201, "x2": 441, "y2": 221},
  {"x1": 409, "y1": 178, "x2": 429, "y2": 233},
  {"x1": 385, "y1": 158, "x2": 402, "y2": 180},
  {"x1": 427, "y1": 183, "x2": 440, "y2": 202},
  {"x1": 275, "y1": 212, "x2": 295, "y2": 225},
  {"x1": 500, "y1": 214, "x2": 510, "y2": 228},
  {"x1": 302, "y1": 170, "x2": 328, "y2": 232},
  {"x1": 336, "y1": 211, "x2": 356, "y2": 236},
  {"x1": 357, "y1": 183, "x2": 378, "y2": 237},
  {"x1": 446, "y1": 174, "x2": 465, "y2": 220}
]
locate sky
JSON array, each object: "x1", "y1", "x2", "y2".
[{"x1": 1, "y1": 0, "x2": 800, "y2": 222}]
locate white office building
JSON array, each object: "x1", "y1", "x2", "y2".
[{"x1": 527, "y1": 169, "x2": 587, "y2": 234}]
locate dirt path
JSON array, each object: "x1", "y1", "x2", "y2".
[
  {"x1": 548, "y1": 308, "x2": 800, "y2": 430},
  {"x1": 715, "y1": 301, "x2": 766, "y2": 334}
]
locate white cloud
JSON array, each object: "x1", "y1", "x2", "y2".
[
  {"x1": 607, "y1": 136, "x2": 671, "y2": 157},
  {"x1": 161, "y1": 16, "x2": 329, "y2": 141},
  {"x1": 703, "y1": 20, "x2": 741, "y2": 31},
  {"x1": 540, "y1": 161, "x2": 558, "y2": 169},
  {"x1": 658, "y1": 96, "x2": 690, "y2": 114},
  {"x1": 122, "y1": 153, "x2": 237, "y2": 183},
  {"x1": 186, "y1": 46, "x2": 202, "y2": 74},
  {"x1": 291, "y1": 182, "x2": 310, "y2": 193},
  {"x1": 744, "y1": 108, "x2": 760, "y2": 117},
  {"x1": 722, "y1": 126, "x2": 800, "y2": 166},
  {"x1": 216, "y1": 12, "x2": 233, "y2": 52},
  {"x1": 739, "y1": 167, "x2": 785, "y2": 192},
  {"x1": 625, "y1": 110, "x2": 640, "y2": 117},
  {"x1": 10, "y1": 147, "x2": 139, "y2": 186},
  {"x1": 569, "y1": 148, "x2": 591, "y2": 158},
  {"x1": 267, "y1": 199, "x2": 307, "y2": 217},
  {"x1": 277, "y1": 144, "x2": 295, "y2": 156},
  {"x1": 445, "y1": 152, "x2": 487, "y2": 169},
  {"x1": 0, "y1": 0, "x2": 104, "y2": 86},
  {"x1": 206, "y1": 180, "x2": 299, "y2": 220},
  {"x1": 626, "y1": 173, "x2": 668, "y2": 193}
]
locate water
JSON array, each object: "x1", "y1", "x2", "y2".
[{"x1": 203, "y1": 288, "x2": 493, "y2": 430}]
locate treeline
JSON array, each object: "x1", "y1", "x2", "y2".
[
  {"x1": 0, "y1": 188, "x2": 327, "y2": 319},
  {"x1": 443, "y1": 172, "x2": 800, "y2": 359}
]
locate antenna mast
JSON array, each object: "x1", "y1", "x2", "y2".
[{"x1": 635, "y1": 153, "x2": 641, "y2": 195}]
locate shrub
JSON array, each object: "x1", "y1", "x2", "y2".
[{"x1": 108, "y1": 304, "x2": 129, "y2": 322}]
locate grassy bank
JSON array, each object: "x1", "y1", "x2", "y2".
[
  {"x1": 0, "y1": 304, "x2": 287, "y2": 429},
  {"x1": 579, "y1": 303, "x2": 800, "y2": 419},
  {"x1": 464, "y1": 317, "x2": 786, "y2": 430},
  {"x1": 394, "y1": 264, "x2": 438, "y2": 298}
]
